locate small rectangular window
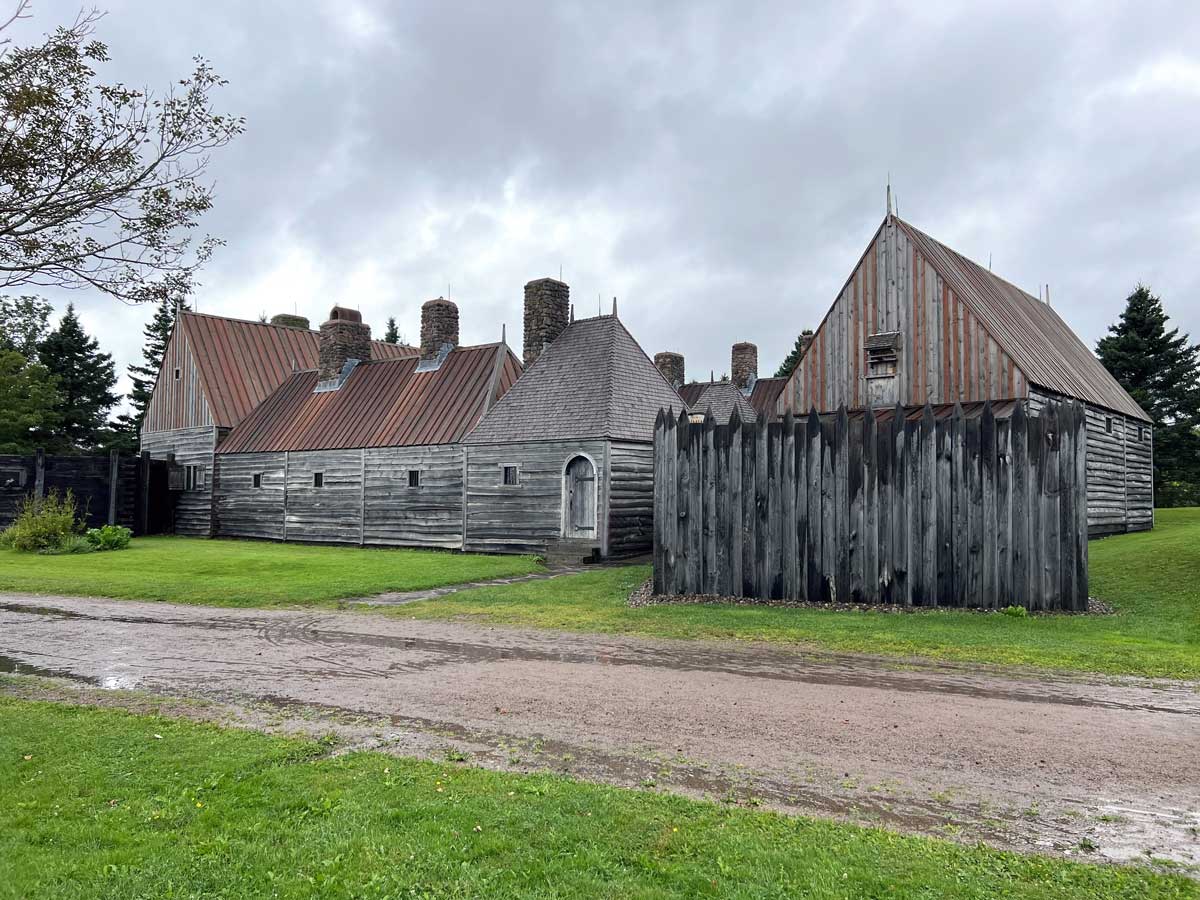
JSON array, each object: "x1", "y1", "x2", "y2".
[
  {"x1": 184, "y1": 464, "x2": 206, "y2": 491},
  {"x1": 313, "y1": 472, "x2": 324, "y2": 488},
  {"x1": 864, "y1": 332, "x2": 900, "y2": 379},
  {"x1": 1105, "y1": 417, "x2": 1113, "y2": 434},
  {"x1": 407, "y1": 469, "x2": 421, "y2": 488},
  {"x1": 174, "y1": 367, "x2": 181, "y2": 381},
  {"x1": 252, "y1": 473, "x2": 262, "y2": 489},
  {"x1": 502, "y1": 465, "x2": 520, "y2": 486},
  {"x1": 0, "y1": 468, "x2": 27, "y2": 488}
]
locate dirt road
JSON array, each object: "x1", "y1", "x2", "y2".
[{"x1": 1, "y1": 592, "x2": 1196, "y2": 866}]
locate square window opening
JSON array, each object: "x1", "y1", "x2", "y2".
[
  {"x1": 502, "y1": 465, "x2": 520, "y2": 486},
  {"x1": 313, "y1": 472, "x2": 324, "y2": 488},
  {"x1": 407, "y1": 469, "x2": 421, "y2": 488},
  {"x1": 863, "y1": 334, "x2": 900, "y2": 379},
  {"x1": 184, "y1": 464, "x2": 205, "y2": 492}
]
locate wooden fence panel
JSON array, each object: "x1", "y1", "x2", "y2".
[{"x1": 653, "y1": 400, "x2": 1088, "y2": 611}]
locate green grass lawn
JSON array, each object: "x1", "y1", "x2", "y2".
[
  {"x1": 0, "y1": 698, "x2": 1190, "y2": 899},
  {"x1": 400, "y1": 508, "x2": 1200, "y2": 680},
  {"x1": 0, "y1": 537, "x2": 541, "y2": 607}
]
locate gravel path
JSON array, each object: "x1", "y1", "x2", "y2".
[{"x1": 1, "y1": 591, "x2": 1196, "y2": 866}]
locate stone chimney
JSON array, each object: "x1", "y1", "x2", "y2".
[
  {"x1": 654, "y1": 352, "x2": 685, "y2": 389},
  {"x1": 420, "y1": 297, "x2": 459, "y2": 360},
  {"x1": 523, "y1": 278, "x2": 569, "y2": 367},
  {"x1": 270, "y1": 313, "x2": 310, "y2": 330},
  {"x1": 317, "y1": 306, "x2": 371, "y2": 382},
  {"x1": 731, "y1": 342, "x2": 758, "y2": 391}
]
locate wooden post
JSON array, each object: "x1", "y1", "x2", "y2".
[
  {"x1": 653, "y1": 410, "x2": 666, "y2": 595},
  {"x1": 107, "y1": 449, "x2": 120, "y2": 525},
  {"x1": 33, "y1": 448, "x2": 45, "y2": 504},
  {"x1": 138, "y1": 450, "x2": 151, "y2": 535},
  {"x1": 728, "y1": 408, "x2": 743, "y2": 596}
]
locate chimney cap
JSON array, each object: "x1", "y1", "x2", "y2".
[
  {"x1": 524, "y1": 276, "x2": 568, "y2": 289},
  {"x1": 270, "y1": 313, "x2": 310, "y2": 330},
  {"x1": 423, "y1": 296, "x2": 457, "y2": 309},
  {"x1": 326, "y1": 306, "x2": 362, "y2": 324}
]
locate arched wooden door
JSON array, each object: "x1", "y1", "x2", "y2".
[{"x1": 563, "y1": 455, "x2": 596, "y2": 538}]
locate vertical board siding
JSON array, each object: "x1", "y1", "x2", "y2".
[
  {"x1": 143, "y1": 329, "x2": 215, "y2": 433},
  {"x1": 463, "y1": 440, "x2": 609, "y2": 554},
  {"x1": 140, "y1": 425, "x2": 218, "y2": 536},
  {"x1": 0, "y1": 453, "x2": 142, "y2": 530},
  {"x1": 654, "y1": 400, "x2": 1088, "y2": 611},
  {"x1": 780, "y1": 220, "x2": 1024, "y2": 416}
]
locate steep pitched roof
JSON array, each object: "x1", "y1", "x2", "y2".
[
  {"x1": 748, "y1": 376, "x2": 787, "y2": 416},
  {"x1": 465, "y1": 314, "x2": 686, "y2": 444},
  {"x1": 217, "y1": 343, "x2": 520, "y2": 453},
  {"x1": 179, "y1": 311, "x2": 417, "y2": 428},
  {"x1": 895, "y1": 218, "x2": 1149, "y2": 421},
  {"x1": 676, "y1": 380, "x2": 755, "y2": 423}
]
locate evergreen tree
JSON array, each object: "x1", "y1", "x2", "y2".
[
  {"x1": 0, "y1": 350, "x2": 61, "y2": 454},
  {"x1": 384, "y1": 316, "x2": 400, "y2": 344},
  {"x1": 0, "y1": 295, "x2": 52, "y2": 357},
  {"x1": 1097, "y1": 285, "x2": 1200, "y2": 505},
  {"x1": 119, "y1": 298, "x2": 189, "y2": 438},
  {"x1": 36, "y1": 304, "x2": 119, "y2": 452},
  {"x1": 774, "y1": 329, "x2": 814, "y2": 378}
]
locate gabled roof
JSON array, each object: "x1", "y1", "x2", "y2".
[
  {"x1": 179, "y1": 311, "x2": 417, "y2": 428},
  {"x1": 217, "y1": 343, "x2": 520, "y2": 453},
  {"x1": 894, "y1": 218, "x2": 1150, "y2": 422},
  {"x1": 677, "y1": 380, "x2": 755, "y2": 423},
  {"x1": 465, "y1": 314, "x2": 686, "y2": 444}
]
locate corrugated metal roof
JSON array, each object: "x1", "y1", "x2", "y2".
[
  {"x1": 217, "y1": 343, "x2": 519, "y2": 453},
  {"x1": 895, "y1": 218, "x2": 1150, "y2": 422},
  {"x1": 180, "y1": 312, "x2": 417, "y2": 428},
  {"x1": 466, "y1": 315, "x2": 686, "y2": 444}
]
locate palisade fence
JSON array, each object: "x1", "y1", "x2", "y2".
[{"x1": 652, "y1": 400, "x2": 1089, "y2": 611}]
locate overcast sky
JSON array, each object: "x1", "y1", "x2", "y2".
[{"x1": 10, "y1": 1, "x2": 1200, "y2": 403}]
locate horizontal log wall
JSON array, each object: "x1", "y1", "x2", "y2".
[
  {"x1": 140, "y1": 426, "x2": 219, "y2": 536},
  {"x1": 464, "y1": 440, "x2": 609, "y2": 554},
  {"x1": 653, "y1": 401, "x2": 1089, "y2": 611},
  {"x1": 213, "y1": 445, "x2": 465, "y2": 548},
  {"x1": 1029, "y1": 389, "x2": 1153, "y2": 536},
  {"x1": 607, "y1": 442, "x2": 655, "y2": 556}
]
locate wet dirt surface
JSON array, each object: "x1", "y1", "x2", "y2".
[{"x1": 1, "y1": 591, "x2": 1197, "y2": 869}]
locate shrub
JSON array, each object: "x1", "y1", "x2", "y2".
[
  {"x1": 85, "y1": 524, "x2": 132, "y2": 552},
  {"x1": 44, "y1": 534, "x2": 96, "y2": 555},
  {"x1": 1002, "y1": 605, "x2": 1029, "y2": 618},
  {"x1": 0, "y1": 491, "x2": 82, "y2": 553}
]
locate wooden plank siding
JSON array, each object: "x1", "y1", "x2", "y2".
[
  {"x1": 463, "y1": 440, "x2": 610, "y2": 555},
  {"x1": 779, "y1": 219, "x2": 1025, "y2": 416},
  {"x1": 143, "y1": 327, "x2": 215, "y2": 433},
  {"x1": 140, "y1": 426, "x2": 219, "y2": 536},
  {"x1": 1029, "y1": 388, "x2": 1154, "y2": 536},
  {"x1": 607, "y1": 442, "x2": 656, "y2": 556},
  {"x1": 654, "y1": 401, "x2": 1089, "y2": 611}
]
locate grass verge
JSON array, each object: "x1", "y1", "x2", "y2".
[
  {"x1": 400, "y1": 508, "x2": 1200, "y2": 679},
  {"x1": 1, "y1": 697, "x2": 1190, "y2": 899},
  {"x1": 0, "y1": 536, "x2": 541, "y2": 607}
]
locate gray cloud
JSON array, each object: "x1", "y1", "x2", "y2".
[{"x1": 9, "y1": 0, "x2": 1199, "y2": 399}]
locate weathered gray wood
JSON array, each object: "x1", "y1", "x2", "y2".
[
  {"x1": 1011, "y1": 403, "x2": 1029, "y2": 609},
  {"x1": 863, "y1": 410, "x2": 878, "y2": 602},
  {"x1": 107, "y1": 450, "x2": 120, "y2": 525},
  {"x1": 919, "y1": 405, "x2": 936, "y2": 605},
  {"x1": 995, "y1": 414, "x2": 1012, "y2": 612},
  {"x1": 935, "y1": 412, "x2": 952, "y2": 606},
  {"x1": 835, "y1": 406, "x2": 850, "y2": 603},
  {"x1": 755, "y1": 414, "x2": 770, "y2": 598},
  {"x1": 981, "y1": 402, "x2": 997, "y2": 608},
  {"x1": 965, "y1": 413, "x2": 982, "y2": 607},
  {"x1": 781, "y1": 412, "x2": 797, "y2": 600},
  {"x1": 703, "y1": 414, "x2": 717, "y2": 595},
  {"x1": 847, "y1": 412, "x2": 863, "y2": 602},
  {"x1": 820, "y1": 413, "x2": 836, "y2": 602},
  {"x1": 729, "y1": 410, "x2": 743, "y2": 596},
  {"x1": 806, "y1": 409, "x2": 822, "y2": 602}
]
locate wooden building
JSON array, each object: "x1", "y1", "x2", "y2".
[
  {"x1": 140, "y1": 310, "x2": 414, "y2": 535},
  {"x1": 655, "y1": 345, "x2": 784, "y2": 423},
  {"x1": 774, "y1": 209, "x2": 1153, "y2": 536},
  {"x1": 212, "y1": 301, "x2": 520, "y2": 548},
  {"x1": 462, "y1": 280, "x2": 685, "y2": 558}
]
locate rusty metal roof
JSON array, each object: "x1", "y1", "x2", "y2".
[
  {"x1": 217, "y1": 343, "x2": 520, "y2": 453},
  {"x1": 895, "y1": 218, "x2": 1150, "y2": 422},
  {"x1": 180, "y1": 311, "x2": 417, "y2": 428},
  {"x1": 748, "y1": 376, "x2": 787, "y2": 415}
]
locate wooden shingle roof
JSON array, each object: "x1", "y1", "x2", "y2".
[
  {"x1": 217, "y1": 343, "x2": 520, "y2": 453},
  {"x1": 676, "y1": 380, "x2": 754, "y2": 423},
  {"x1": 465, "y1": 315, "x2": 686, "y2": 444},
  {"x1": 179, "y1": 311, "x2": 417, "y2": 428},
  {"x1": 895, "y1": 218, "x2": 1150, "y2": 422}
]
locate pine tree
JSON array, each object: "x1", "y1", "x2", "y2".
[
  {"x1": 1097, "y1": 285, "x2": 1200, "y2": 505},
  {"x1": 774, "y1": 329, "x2": 814, "y2": 378},
  {"x1": 384, "y1": 316, "x2": 400, "y2": 344},
  {"x1": 35, "y1": 304, "x2": 119, "y2": 452},
  {"x1": 0, "y1": 295, "x2": 53, "y2": 357},
  {"x1": 120, "y1": 298, "x2": 190, "y2": 439},
  {"x1": 0, "y1": 350, "x2": 60, "y2": 454}
]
